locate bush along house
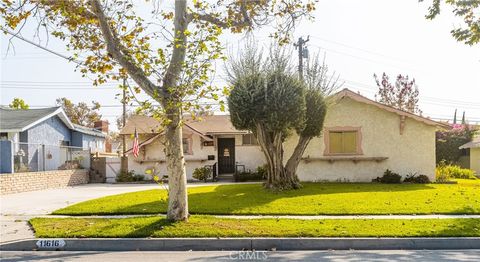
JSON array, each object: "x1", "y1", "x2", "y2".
[
  {"x1": 120, "y1": 89, "x2": 449, "y2": 182},
  {"x1": 0, "y1": 107, "x2": 108, "y2": 173}
]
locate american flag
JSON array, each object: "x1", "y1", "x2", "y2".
[{"x1": 132, "y1": 128, "x2": 140, "y2": 158}]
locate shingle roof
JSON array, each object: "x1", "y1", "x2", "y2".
[
  {"x1": 186, "y1": 115, "x2": 247, "y2": 134},
  {"x1": 120, "y1": 114, "x2": 248, "y2": 135},
  {"x1": 0, "y1": 107, "x2": 67, "y2": 131},
  {"x1": 119, "y1": 115, "x2": 163, "y2": 135},
  {"x1": 459, "y1": 137, "x2": 480, "y2": 149},
  {"x1": 73, "y1": 124, "x2": 107, "y2": 138}
]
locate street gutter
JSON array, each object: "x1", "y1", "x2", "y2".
[{"x1": 1, "y1": 238, "x2": 479, "y2": 251}]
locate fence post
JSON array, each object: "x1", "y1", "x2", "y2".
[
  {"x1": 42, "y1": 144, "x2": 46, "y2": 171},
  {"x1": 36, "y1": 145, "x2": 39, "y2": 172},
  {"x1": 0, "y1": 141, "x2": 14, "y2": 173}
]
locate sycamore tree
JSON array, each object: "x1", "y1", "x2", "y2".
[
  {"x1": 9, "y1": 98, "x2": 29, "y2": 109},
  {"x1": 56, "y1": 98, "x2": 102, "y2": 127},
  {"x1": 374, "y1": 73, "x2": 422, "y2": 115},
  {"x1": 421, "y1": 0, "x2": 480, "y2": 45},
  {"x1": 227, "y1": 45, "x2": 338, "y2": 190},
  {"x1": 1, "y1": 0, "x2": 317, "y2": 221}
]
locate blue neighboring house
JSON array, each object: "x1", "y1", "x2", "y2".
[{"x1": 0, "y1": 107, "x2": 107, "y2": 173}]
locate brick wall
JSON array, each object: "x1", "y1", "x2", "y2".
[{"x1": 0, "y1": 169, "x2": 89, "y2": 195}]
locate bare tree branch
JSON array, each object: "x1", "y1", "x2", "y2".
[
  {"x1": 87, "y1": 0, "x2": 166, "y2": 100},
  {"x1": 188, "y1": 1, "x2": 253, "y2": 29}
]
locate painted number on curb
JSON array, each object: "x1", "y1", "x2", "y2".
[{"x1": 36, "y1": 239, "x2": 66, "y2": 249}]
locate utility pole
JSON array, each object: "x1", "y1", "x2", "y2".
[
  {"x1": 122, "y1": 77, "x2": 127, "y2": 157},
  {"x1": 121, "y1": 77, "x2": 128, "y2": 173},
  {"x1": 294, "y1": 36, "x2": 309, "y2": 80}
]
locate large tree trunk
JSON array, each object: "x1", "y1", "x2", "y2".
[
  {"x1": 255, "y1": 123, "x2": 301, "y2": 190},
  {"x1": 162, "y1": 0, "x2": 189, "y2": 221},
  {"x1": 164, "y1": 106, "x2": 188, "y2": 221},
  {"x1": 285, "y1": 135, "x2": 311, "y2": 184}
]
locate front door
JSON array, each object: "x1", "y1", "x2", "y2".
[{"x1": 218, "y1": 138, "x2": 235, "y2": 174}]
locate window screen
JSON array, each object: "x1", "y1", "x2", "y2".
[
  {"x1": 182, "y1": 138, "x2": 191, "y2": 154},
  {"x1": 329, "y1": 131, "x2": 358, "y2": 154},
  {"x1": 242, "y1": 134, "x2": 258, "y2": 145}
]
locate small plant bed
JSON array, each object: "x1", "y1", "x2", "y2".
[
  {"x1": 116, "y1": 170, "x2": 147, "y2": 183},
  {"x1": 30, "y1": 216, "x2": 480, "y2": 238},
  {"x1": 53, "y1": 179, "x2": 480, "y2": 216},
  {"x1": 436, "y1": 162, "x2": 478, "y2": 182}
]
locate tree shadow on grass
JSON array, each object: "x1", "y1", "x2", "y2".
[
  {"x1": 418, "y1": 216, "x2": 480, "y2": 237},
  {"x1": 123, "y1": 217, "x2": 173, "y2": 238},
  {"x1": 111, "y1": 183, "x2": 438, "y2": 216}
]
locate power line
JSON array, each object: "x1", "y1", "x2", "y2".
[
  {"x1": 0, "y1": 86, "x2": 119, "y2": 90},
  {"x1": 3, "y1": 81, "x2": 479, "y2": 108},
  {"x1": 310, "y1": 44, "x2": 430, "y2": 74},
  {"x1": 309, "y1": 36, "x2": 414, "y2": 64},
  {"x1": 2, "y1": 29, "x2": 82, "y2": 65}
]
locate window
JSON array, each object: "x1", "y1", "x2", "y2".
[
  {"x1": 324, "y1": 127, "x2": 362, "y2": 155},
  {"x1": 0, "y1": 133, "x2": 8, "y2": 141},
  {"x1": 182, "y1": 138, "x2": 192, "y2": 154},
  {"x1": 460, "y1": 148, "x2": 470, "y2": 157},
  {"x1": 242, "y1": 134, "x2": 258, "y2": 145},
  {"x1": 59, "y1": 140, "x2": 70, "y2": 146}
]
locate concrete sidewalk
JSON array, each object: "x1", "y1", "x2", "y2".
[{"x1": 17, "y1": 214, "x2": 480, "y2": 220}]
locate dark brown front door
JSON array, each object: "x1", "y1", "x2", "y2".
[{"x1": 218, "y1": 138, "x2": 235, "y2": 174}]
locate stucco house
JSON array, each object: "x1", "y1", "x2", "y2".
[
  {"x1": 0, "y1": 107, "x2": 108, "y2": 173},
  {"x1": 459, "y1": 136, "x2": 480, "y2": 175},
  {"x1": 120, "y1": 89, "x2": 448, "y2": 182}
]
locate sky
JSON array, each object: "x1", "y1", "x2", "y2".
[{"x1": 1, "y1": 0, "x2": 479, "y2": 132}]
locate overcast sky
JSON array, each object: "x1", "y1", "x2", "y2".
[{"x1": 1, "y1": 0, "x2": 479, "y2": 131}]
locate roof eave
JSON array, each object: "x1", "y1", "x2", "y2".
[
  {"x1": 74, "y1": 129, "x2": 107, "y2": 138},
  {"x1": 19, "y1": 107, "x2": 75, "y2": 131},
  {"x1": 337, "y1": 89, "x2": 451, "y2": 129}
]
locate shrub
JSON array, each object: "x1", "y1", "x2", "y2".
[
  {"x1": 372, "y1": 169, "x2": 402, "y2": 184},
  {"x1": 116, "y1": 170, "x2": 144, "y2": 182},
  {"x1": 234, "y1": 171, "x2": 264, "y2": 182},
  {"x1": 255, "y1": 165, "x2": 268, "y2": 179},
  {"x1": 193, "y1": 166, "x2": 212, "y2": 182},
  {"x1": 436, "y1": 161, "x2": 477, "y2": 180},
  {"x1": 435, "y1": 168, "x2": 450, "y2": 183},
  {"x1": 404, "y1": 173, "x2": 431, "y2": 184},
  {"x1": 435, "y1": 125, "x2": 474, "y2": 164},
  {"x1": 413, "y1": 174, "x2": 431, "y2": 184}
]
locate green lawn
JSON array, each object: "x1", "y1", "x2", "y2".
[
  {"x1": 30, "y1": 216, "x2": 480, "y2": 238},
  {"x1": 53, "y1": 179, "x2": 480, "y2": 215}
]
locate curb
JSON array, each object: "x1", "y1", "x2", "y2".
[{"x1": 1, "y1": 238, "x2": 480, "y2": 251}]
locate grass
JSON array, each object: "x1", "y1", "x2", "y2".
[
  {"x1": 30, "y1": 216, "x2": 480, "y2": 238},
  {"x1": 52, "y1": 179, "x2": 480, "y2": 216}
]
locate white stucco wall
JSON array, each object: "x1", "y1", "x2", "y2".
[
  {"x1": 126, "y1": 132, "x2": 266, "y2": 180},
  {"x1": 471, "y1": 148, "x2": 480, "y2": 175},
  {"x1": 283, "y1": 97, "x2": 437, "y2": 182}
]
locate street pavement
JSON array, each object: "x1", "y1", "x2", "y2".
[{"x1": 1, "y1": 250, "x2": 480, "y2": 261}]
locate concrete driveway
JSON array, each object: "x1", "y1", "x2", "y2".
[
  {"x1": 1, "y1": 182, "x2": 248, "y2": 243},
  {"x1": 0, "y1": 183, "x2": 160, "y2": 243},
  {"x1": 1, "y1": 184, "x2": 161, "y2": 216}
]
